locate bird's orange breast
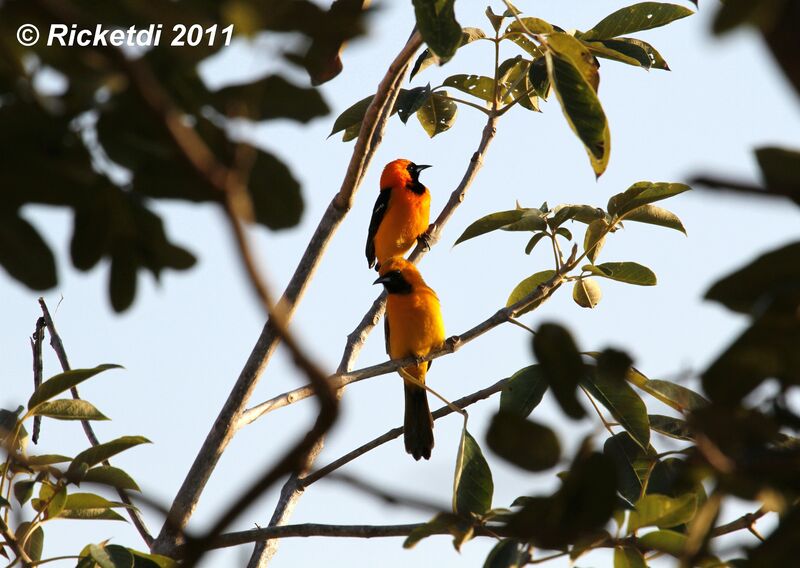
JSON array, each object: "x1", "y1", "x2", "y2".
[
  {"x1": 374, "y1": 188, "x2": 430, "y2": 266},
  {"x1": 386, "y1": 285, "x2": 445, "y2": 379}
]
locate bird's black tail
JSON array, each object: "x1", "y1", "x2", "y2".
[{"x1": 404, "y1": 383, "x2": 434, "y2": 460}]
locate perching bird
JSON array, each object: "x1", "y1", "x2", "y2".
[
  {"x1": 366, "y1": 159, "x2": 432, "y2": 270},
  {"x1": 374, "y1": 257, "x2": 445, "y2": 460}
]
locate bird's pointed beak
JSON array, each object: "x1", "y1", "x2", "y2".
[
  {"x1": 415, "y1": 164, "x2": 432, "y2": 172},
  {"x1": 373, "y1": 275, "x2": 390, "y2": 286}
]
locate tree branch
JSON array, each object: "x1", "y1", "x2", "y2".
[
  {"x1": 247, "y1": 112, "x2": 500, "y2": 566},
  {"x1": 301, "y1": 377, "x2": 509, "y2": 487},
  {"x1": 149, "y1": 29, "x2": 423, "y2": 556},
  {"x1": 37, "y1": 299, "x2": 154, "y2": 546}
]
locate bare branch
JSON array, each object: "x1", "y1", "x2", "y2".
[
  {"x1": 37, "y1": 298, "x2": 154, "y2": 546},
  {"x1": 710, "y1": 507, "x2": 768, "y2": 538},
  {"x1": 30, "y1": 317, "x2": 45, "y2": 445}
]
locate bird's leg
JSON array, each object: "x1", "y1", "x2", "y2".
[{"x1": 417, "y1": 224, "x2": 436, "y2": 251}]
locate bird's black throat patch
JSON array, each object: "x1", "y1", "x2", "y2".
[{"x1": 381, "y1": 270, "x2": 413, "y2": 294}]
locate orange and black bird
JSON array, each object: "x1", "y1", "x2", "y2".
[
  {"x1": 366, "y1": 159, "x2": 432, "y2": 270},
  {"x1": 374, "y1": 257, "x2": 445, "y2": 460}
]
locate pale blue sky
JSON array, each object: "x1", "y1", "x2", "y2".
[{"x1": 3, "y1": 1, "x2": 799, "y2": 566}]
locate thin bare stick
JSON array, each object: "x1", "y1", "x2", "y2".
[
  {"x1": 301, "y1": 377, "x2": 509, "y2": 488},
  {"x1": 30, "y1": 317, "x2": 45, "y2": 445},
  {"x1": 37, "y1": 298, "x2": 154, "y2": 546},
  {"x1": 710, "y1": 507, "x2": 767, "y2": 538}
]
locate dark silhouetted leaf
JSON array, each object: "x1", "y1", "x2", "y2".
[
  {"x1": 524, "y1": 232, "x2": 547, "y2": 255},
  {"x1": 604, "y1": 432, "x2": 656, "y2": 504},
  {"x1": 0, "y1": 214, "x2": 57, "y2": 291},
  {"x1": 454, "y1": 210, "x2": 525, "y2": 245},
  {"x1": 395, "y1": 85, "x2": 432, "y2": 123},
  {"x1": 411, "y1": 27, "x2": 486, "y2": 79},
  {"x1": 15, "y1": 522, "x2": 43, "y2": 562},
  {"x1": 487, "y1": 411, "x2": 560, "y2": 472},
  {"x1": 533, "y1": 323, "x2": 586, "y2": 418},
  {"x1": 412, "y1": 0, "x2": 462, "y2": 63},
  {"x1": 403, "y1": 513, "x2": 474, "y2": 551},
  {"x1": 638, "y1": 529, "x2": 687, "y2": 555},
  {"x1": 583, "y1": 219, "x2": 608, "y2": 263},
  {"x1": 483, "y1": 539, "x2": 526, "y2": 568},
  {"x1": 614, "y1": 546, "x2": 646, "y2": 568},
  {"x1": 500, "y1": 365, "x2": 548, "y2": 417},
  {"x1": 248, "y1": 151, "x2": 304, "y2": 230},
  {"x1": 213, "y1": 75, "x2": 329, "y2": 123}
]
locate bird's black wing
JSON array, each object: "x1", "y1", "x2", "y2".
[
  {"x1": 366, "y1": 190, "x2": 391, "y2": 269},
  {"x1": 384, "y1": 314, "x2": 390, "y2": 356}
]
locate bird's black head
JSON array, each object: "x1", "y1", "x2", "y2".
[
  {"x1": 373, "y1": 270, "x2": 412, "y2": 294},
  {"x1": 405, "y1": 162, "x2": 431, "y2": 195}
]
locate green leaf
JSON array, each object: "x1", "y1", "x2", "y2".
[
  {"x1": 416, "y1": 90, "x2": 458, "y2": 137},
  {"x1": 329, "y1": 94, "x2": 372, "y2": 138},
  {"x1": 614, "y1": 546, "x2": 647, "y2": 568},
  {"x1": 550, "y1": 204, "x2": 607, "y2": 226},
  {"x1": 26, "y1": 454, "x2": 72, "y2": 466},
  {"x1": 454, "y1": 210, "x2": 525, "y2": 246},
  {"x1": 504, "y1": 18, "x2": 553, "y2": 57},
  {"x1": 649, "y1": 414, "x2": 692, "y2": 441},
  {"x1": 131, "y1": 550, "x2": 177, "y2": 568},
  {"x1": 555, "y1": 227, "x2": 573, "y2": 240},
  {"x1": 603, "y1": 432, "x2": 657, "y2": 504},
  {"x1": 623, "y1": 204, "x2": 686, "y2": 234},
  {"x1": 90, "y1": 543, "x2": 135, "y2": 568},
  {"x1": 28, "y1": 364, "x2": 122, "y2": 410},
  {"x1": 638, "y1": 529, "x2": 687, "y2": 555},
  {"x1": 487, "y1": 411, "x2": 560, "y2": 472},
  {"x1": 37, "y1": 483, "x2": 67, "y2": 519},
  {"x1": 506, "y1": 270, "x2": 558, "y2": 315},
  {"x1": 628, "y1": 493, "x2": 697, "y2": 532},
  {"x1": 631, "y1": 375, "x2": 708, "y2": 413},
  {"x1": 501, "y1": 209, "x2": 547, "y2": 232},
  {"x1": 532, "y1": 323, "x2": 586, "y2": 419},
  {"x1": 582, "y1": 3, "x2": 694, "y2": 40},
  {"x1": 589, "y1": 38, "x2": 670, "y2": 70},
  {"x1": 583, "y1": 40, "x2": 646, "y2": 68},
  {"x1": 583, "y1": 219, "x2": 609, "y2": 263},
  {"x1": 583, "y1": 262, "x2": 657, "y2": 286},
  {"x1": 15, "y1": 522, "x2": 44, "y2": 562},
  {"x1": 583, "y1": 358, "x2": 650, "y2": 449},
  {"x1": 410, "y1": 28, "x2": 486, "y2": 79},
  {"x1": 483, "y1": 539, "x2": 526, "y2": 568},
  {"x1": 0, "y1": 495, "x2": 9, "y2": 509},
  {"x1": 546, "y1": 40, "x2": 610, "y2": 177},
  {"x1": 32, "y1": 399, "x2": 109, "y2": 421},
  {"x1": 14, "y1": 480, "x2": 35, "y2": 505},
  {"x1": 68, "y1": 436, "x2": 151, "y2": 476},
  {"x1": 546, "y1": 33, "x2": 600, "y2": 91},
  {"x1": 63, "y1": 493, "x2": 128, "y2": 510},
  {"x1": 83, "y1": 466, "x2": 141, "y2": 492},
  {"x1": 500, "y1": 365, "x2": 548, "y2": 418},
  {"x1": 59, "y1": 508, "x2": 127, "y2": 521},
  {"x1": 608, "y1": 181, "x2": 691, "y2": 217},
  {"x1": 485, "y1": 7, "x2": 505, "y2": 33},
  {"x1": 412, "y1": 0, "x2": 462, "y2": 63},
  {"x1": 403, "y1": 513, "x2": 473, "y2": 550},
  {"x1": 443, "y1": 74, "x2": 495, "y2": 103},
  {"x1": 705, "y1": 242, "x2": 800, "y2": 314},
  {"x1": 0, "y1": 214, "x2": 57, "y2": 291},
  {"x1": 524, "y1": 232, "x2": 547, "y2": 255},
  {"x1": 498, "y1": 58, "x2": 539, "y2": 110},
  {"x1": 454, "y1": 430, "x2": 493, "y2": 516}
]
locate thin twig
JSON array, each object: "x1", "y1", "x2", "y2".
[
  {"x1": 300, "y1": 378, "x2": 509, "y2": 488},
  {"x1": 709, "y1": 507, "x2": 767, "y2": 538},
  {"x1": 0, "y1": 518, "x2": 32, "y2": 566},
  {"x1": 30, "y1": 318, "x2": 45, "y2": 445},
  {"x1": 37, "y1": 298, "x2": 154, "y2": 546}
]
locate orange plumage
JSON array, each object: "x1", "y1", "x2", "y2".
[
  {"x1": 366, "y1": 159, "x2": 432, "y2": 270},
  {"x1": 374, "y1": 257, "x2": 445, "y2": 460}
]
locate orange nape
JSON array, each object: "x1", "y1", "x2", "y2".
[
  {"x1": 365, "y1": 159, "x2": 432, "y2": 270},
  {"x1": 374, "y1": 257, "x2": 445, "y2": 460}
]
